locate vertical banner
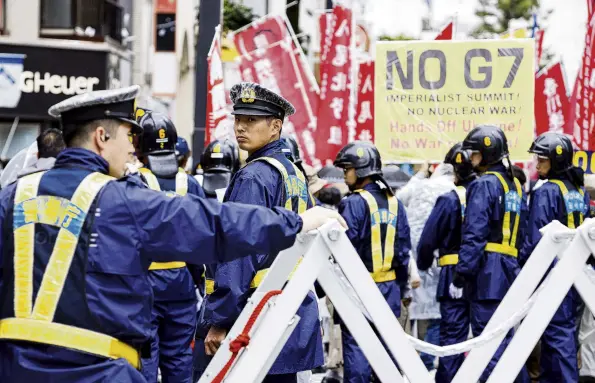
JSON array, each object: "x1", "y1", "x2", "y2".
[
  {"x1": 435, "y1": 21, "x2": 454, "y2": 41},
  {"x1": 233, "y1": 15, "x2": 320, "y2": 166},
  {"x1": 355, "y1": 60, "x2": 374, "y2": 142},
  {"x1": 567, "y1": 12, "x2": 595, "y2": 149},
  {"x1": 535, "y1": 62, "x2": 570, "y2": 136},
  {"x1": 205, "y1": 25, "x2": 227, "y2": 146},
  {"x1": 375, "y1": 39, "x2": 535, "y2": 162},
  {"x1": 315, "y1": 5, "x2": 355, "y2": 165}
]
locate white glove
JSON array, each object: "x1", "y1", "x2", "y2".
[
  {"x1": 299, "y1": 206, "x2": 348, "y2": 233},
  {"x1": 449, "y1": 283, "x2": 463, "y2": 299}
]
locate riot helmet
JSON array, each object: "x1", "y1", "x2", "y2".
[
  {"x1": 334, "y1": 141, "x2": 382, "y2": 179},
  {"x1": 280, "y1": 134, "x2": 302, "y2": 165},
  {"x1": 444, "y1": 142, "x2": 476, "y2": 182},
  {"x1": 201, "y1": 139, "x2": 240, "y2": 196},
  {"x1": 528, "y1": 132, "x2": 574, "y2": 175},
  {"x1": 462, "y1": 125, "x2": 509, "y2": 167},
  {"x1": 138, "y1": 112, "x2": 178, "y2": 178}
]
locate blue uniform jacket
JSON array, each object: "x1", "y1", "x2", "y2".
[
  {"x1": 149, "y1": 172, "x2": 205, "y2": 301},
  {"x1": 0, "y1": 148, "x2": 303, "y2": 381},
  {"x1": 455, "y1": 164, "x2": 528, "y2": 301},
  {"x1": 203, "y1": 140, "x2": 324, "y2": 374},
  {"x1": 520, "y1": 176, "x2": 591, "y2": 266},
  {"x1": 417, "y1": 182, "x2": 470, "y2": 301},
  {"x1": 338, "y1": 182, "x2": 411, "y2": 317}
]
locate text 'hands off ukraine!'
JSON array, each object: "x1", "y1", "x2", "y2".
[{"x1": 374, "y1": 39, "x2": 535, "y2": 163}]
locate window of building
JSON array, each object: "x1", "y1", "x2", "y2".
[{"x1": 39, "y1": 0, "x2": 124, "y2": 44}]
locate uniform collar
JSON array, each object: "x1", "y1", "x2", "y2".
[
  {"x1": 246, "y1": 139, "x2": 285, "y2": 162},
  {"x1": 54, "y1": 148, "x2": 110, "y2": 174}
]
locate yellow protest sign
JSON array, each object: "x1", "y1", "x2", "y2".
[{"x1": 375, "y1": 39, "x2": 535, "y2": 162}]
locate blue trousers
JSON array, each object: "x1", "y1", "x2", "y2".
[
  {"x1": 142, "y1": 299, "x2": 197, "y2": 383},
  {"x1": 419, "y1": 319, "x2": 440, "y2": 370},
  {"x1": 540, "y1": 289, "x2": 579, "y2": 383}
]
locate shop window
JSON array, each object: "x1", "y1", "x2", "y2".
[{"x1": 40, "y1": 0, "x2": 123, "y2": 44}]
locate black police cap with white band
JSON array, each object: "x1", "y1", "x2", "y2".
[
  {"x1": 229, "y1": 82, "x2": 295, "y2": 120},
  {"x1": 48, "y1": 85, "x2": 142, "y2": 140}
]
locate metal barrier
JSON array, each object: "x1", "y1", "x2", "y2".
[{"x1": 199, "y1": 218, "x2": 595, "y2": 383}]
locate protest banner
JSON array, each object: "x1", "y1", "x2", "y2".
[
  {"x1": 535, "y1": 62, "x2": 569, "y2": 136},
  {"x1": 375, "y1": 39, "x2": 535, "y2": 162},
  {"x1": 574, "y1": 150, "x2": 595, "y2": 174}
]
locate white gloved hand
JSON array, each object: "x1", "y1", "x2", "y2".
[
  {"x1": 299, "y1": 206, "x2": 348, "y2": 233},
  {"x1": 449, "y1": 283, "x2": 463, "y2": 299}
]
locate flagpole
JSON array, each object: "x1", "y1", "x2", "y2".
[{"x1": 347, "y1": 0, "x2": 358, "y2": 143}]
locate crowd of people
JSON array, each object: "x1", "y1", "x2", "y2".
[{"x1": 0, "y1": 81, "x2": 594, "y2": 383}]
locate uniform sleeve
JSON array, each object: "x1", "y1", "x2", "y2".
[
  {"x1": 118, "y1": 180, "x2": 302, "y2": 265},
  {"x1": 417, "y1": 196, "x2": 453, "y2": 271},
  {"x1": 519, "y1": 187, "x2": 557, "y2": 266},
  {"x1": 338, "y1": 196, "x2": 365, "y2": 246},
  {"x1": 456, "y1": 179, "x2": 493, "y2": 278},
  {"x1": 188, "y1": 176, "x2": 206, "y2": 198},
  {"x1": 205, "y1": 171, "x2": 278, "y2": 329}
]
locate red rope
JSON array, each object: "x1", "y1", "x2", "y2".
[{"x1": 212, "y1": 290, "x2": 283, "y2": 383}]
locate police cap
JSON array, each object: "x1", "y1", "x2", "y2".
[
  {"x1": 138, "y1": 112, "x2": 178, "y2": 178},
  {"x1": 48, "y1": 85, "x2": 142, "y2": 141},
  {"x1": 230, "y1": 82, "x2": 295, "y2": 120},
  {"x1": 529, "y1": 132, "x2": 574, "y2": 174}
]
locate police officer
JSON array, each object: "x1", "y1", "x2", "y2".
[
  {"x1": 200, "y1": 139, "x2": 240, "y2": 200},
  {"x1": 520, "y1": 132, "x2": 589, "y2": 383},
  {"x1": 0, "y1": 85, "x2": 345, "y2": 382},
  {"x1": 136, "y1": 111, "x2": 204, "y2": 383},
  {"x1": 201, "y1": 82, "x2": 324, "y2": 383},
  {"x1": 453, "y1": 125, "x2": 529, "y2": 382},
  {"x1": 175, "y1": 137, "x2": 192, "y2": 172},
  {"x1": 334, "y1": 141, "x2": 412, "y2": 383},
  {"x1": 417, "y1": 143, "x2": 477, "y2": 383}
]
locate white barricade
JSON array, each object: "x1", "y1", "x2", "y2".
[{"x1": 199, "y1": 218, "x2": 595, "y2": 383}]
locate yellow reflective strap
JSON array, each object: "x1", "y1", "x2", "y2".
[
  {"x1": 0, "y1": 318, "x2": 140, "y2": 369},
  {"x1": 485, "y1": 243, "x2": 518, "y2": 257},
  {"x1": 485, "y1": 172, "x2": 512, "y2": 245},
  {"x1": 383, "y1": 194, "x2": 399, "y2": 272},
  {"x1": 175, "y1": 168, "x2": 188, "y2": 196},
  {"x1": 205, "y1": 279, "x2": 215, "y2": 295},
  {"x1": 31, "y1": 173, "x2": 113, "y2": 321},
  {"x1": 249, "y1": 257, "x2": 303, "y2": 289},
  {"x1": 355, "y1": 190, "x2": 383, "y2": 276},
  {"x1": 288, "y1": 162, "x2": 308, "y2": 213},
  {"x1": 510, "y1": 177, "x2": 523, "y2": 247},
  {"x1": 13, "y1": 172, "x2": 45, "y2": 318},
  {"x1": 148, "y1": 261, "x2": 186, "y2": 270},
  {"x1": 139, "y1": 168, "x2": 161, "y2": 191},
  {"x1": 253, "y1": 157, "x2": 293, "y2": 212},
  {"x1": 370, "y1": 270, "x2": 396, "y2": 282},
  {"x1": 439, "y1": 254, "x2": 459, "y2": 267}
]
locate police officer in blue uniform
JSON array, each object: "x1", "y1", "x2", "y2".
[
  {"x1": 334, "y1": 141, "x2": 411, "y2": 383},
  {"x1": 200, "y1": 139, "x2": 240, "y2": 200},
  {"x1": 452, "y1": 125, "x2": 529, "y2": 382},
  {"x1": 135, "y1": 111, "x2": 205, "y2": 383},
  {"x1": 0, "y1": 85, "x2": 345, "y2": 382},
  {"x1": 417, "y1": 143, "x2": 476, "y2": 383},
  {"x1": 520, "y1": 132, "x2": 589, "y2": 383},
  {"x1": 201, "y1": 82, "x2": 324, "y2": 383}
]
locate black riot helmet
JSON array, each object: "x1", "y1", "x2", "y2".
[
  {"x1": 444, "y1": 142, "x2": 476, "y2": 182},
  {"x1": 334, "y1": 141, "x2": 382, "y2": 179},
  {"x1": 528, "y1": 132, "x2": 574, "y2": 175},
  {"x1": 201, "y1": 139, "x2": 240, "y2": 196},
  {"x1": 138, "y1": 112, "x2": 179, "y2": 178},
  {"x1": 462, "y1": 125, "x2": 509, "y2": 166},
  {"x1": 281, "y1": 134, "x2": 302, "y2": 165}
]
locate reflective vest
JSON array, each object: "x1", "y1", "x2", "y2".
[
  {"x1": 439, "y1": 186, "x2": 467, "y2": 267},
  {"x1": 205, "y1": 155, "x2": 312, "y2": 294},
  {"x1": 140, "y1": 167, "x2": 189, "y2": 270},
  {"x1": 355, "y1": 189, "x2": 399, "y2": 283},
  {"x1": 485, "y1": 171, "x2": 523, "y2": 257},
  {"x1": 0, "y1": 172, "x2": 141, "y2": 369},
  {"x1": 548, "y1": 179, "x2": 586, "y2": 229}
]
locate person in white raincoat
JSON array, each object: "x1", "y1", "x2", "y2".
[{"x1": 396, "y1": 163, "x2": 456, "y2": 370}]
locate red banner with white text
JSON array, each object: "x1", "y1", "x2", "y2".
[
  {"x1": 205, "y1": 26, "x2": 228, "y2": 146},
  {"x1": 535, "y1": 63, "x2": 570, "y2": 136}
]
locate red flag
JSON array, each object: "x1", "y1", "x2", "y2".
[
  {"x1": 435, "y1": 21, "x2": 454, "y2": 40},
  {"x1": 205, "y1": 26, "x2": 227, "y2": 146},
  {"x1": 233, "y1": 15, "x2": 321, "y2": 166},
  {"x1": 535, "y1": 63, "x2": 570, "y2": 136},
  {"x1": 566, "y1": 13, "x2": 595, "y2": 149},
  {"x1": 315, "y1": 5, "x2": 355, "y2": 165},
  {"x1": 535, "y1": 29, "x2": 545, "y2": 70},
  {"x1": 355, "y1": 60, "x2": 374, "y2": 142}
]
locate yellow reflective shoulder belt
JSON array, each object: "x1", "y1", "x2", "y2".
[
  {"x1": 13, "y1": 172, "x2": 45, "y2": 318},
  {"x1": 175, "y1": 169, "x2": 188, "y2": 196},
  {"x1": 484, "y1": 172, "x2": 521, "y2": 257},
  {"x1": 549, "y1": 180, "x2": 585, "y2": 229},
  {"x1": 355, "y1": 189, "x2": 398, "y2": 282},
  {"x1": 139, "y1": 168, "x2": 161, "y2": 191}
]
